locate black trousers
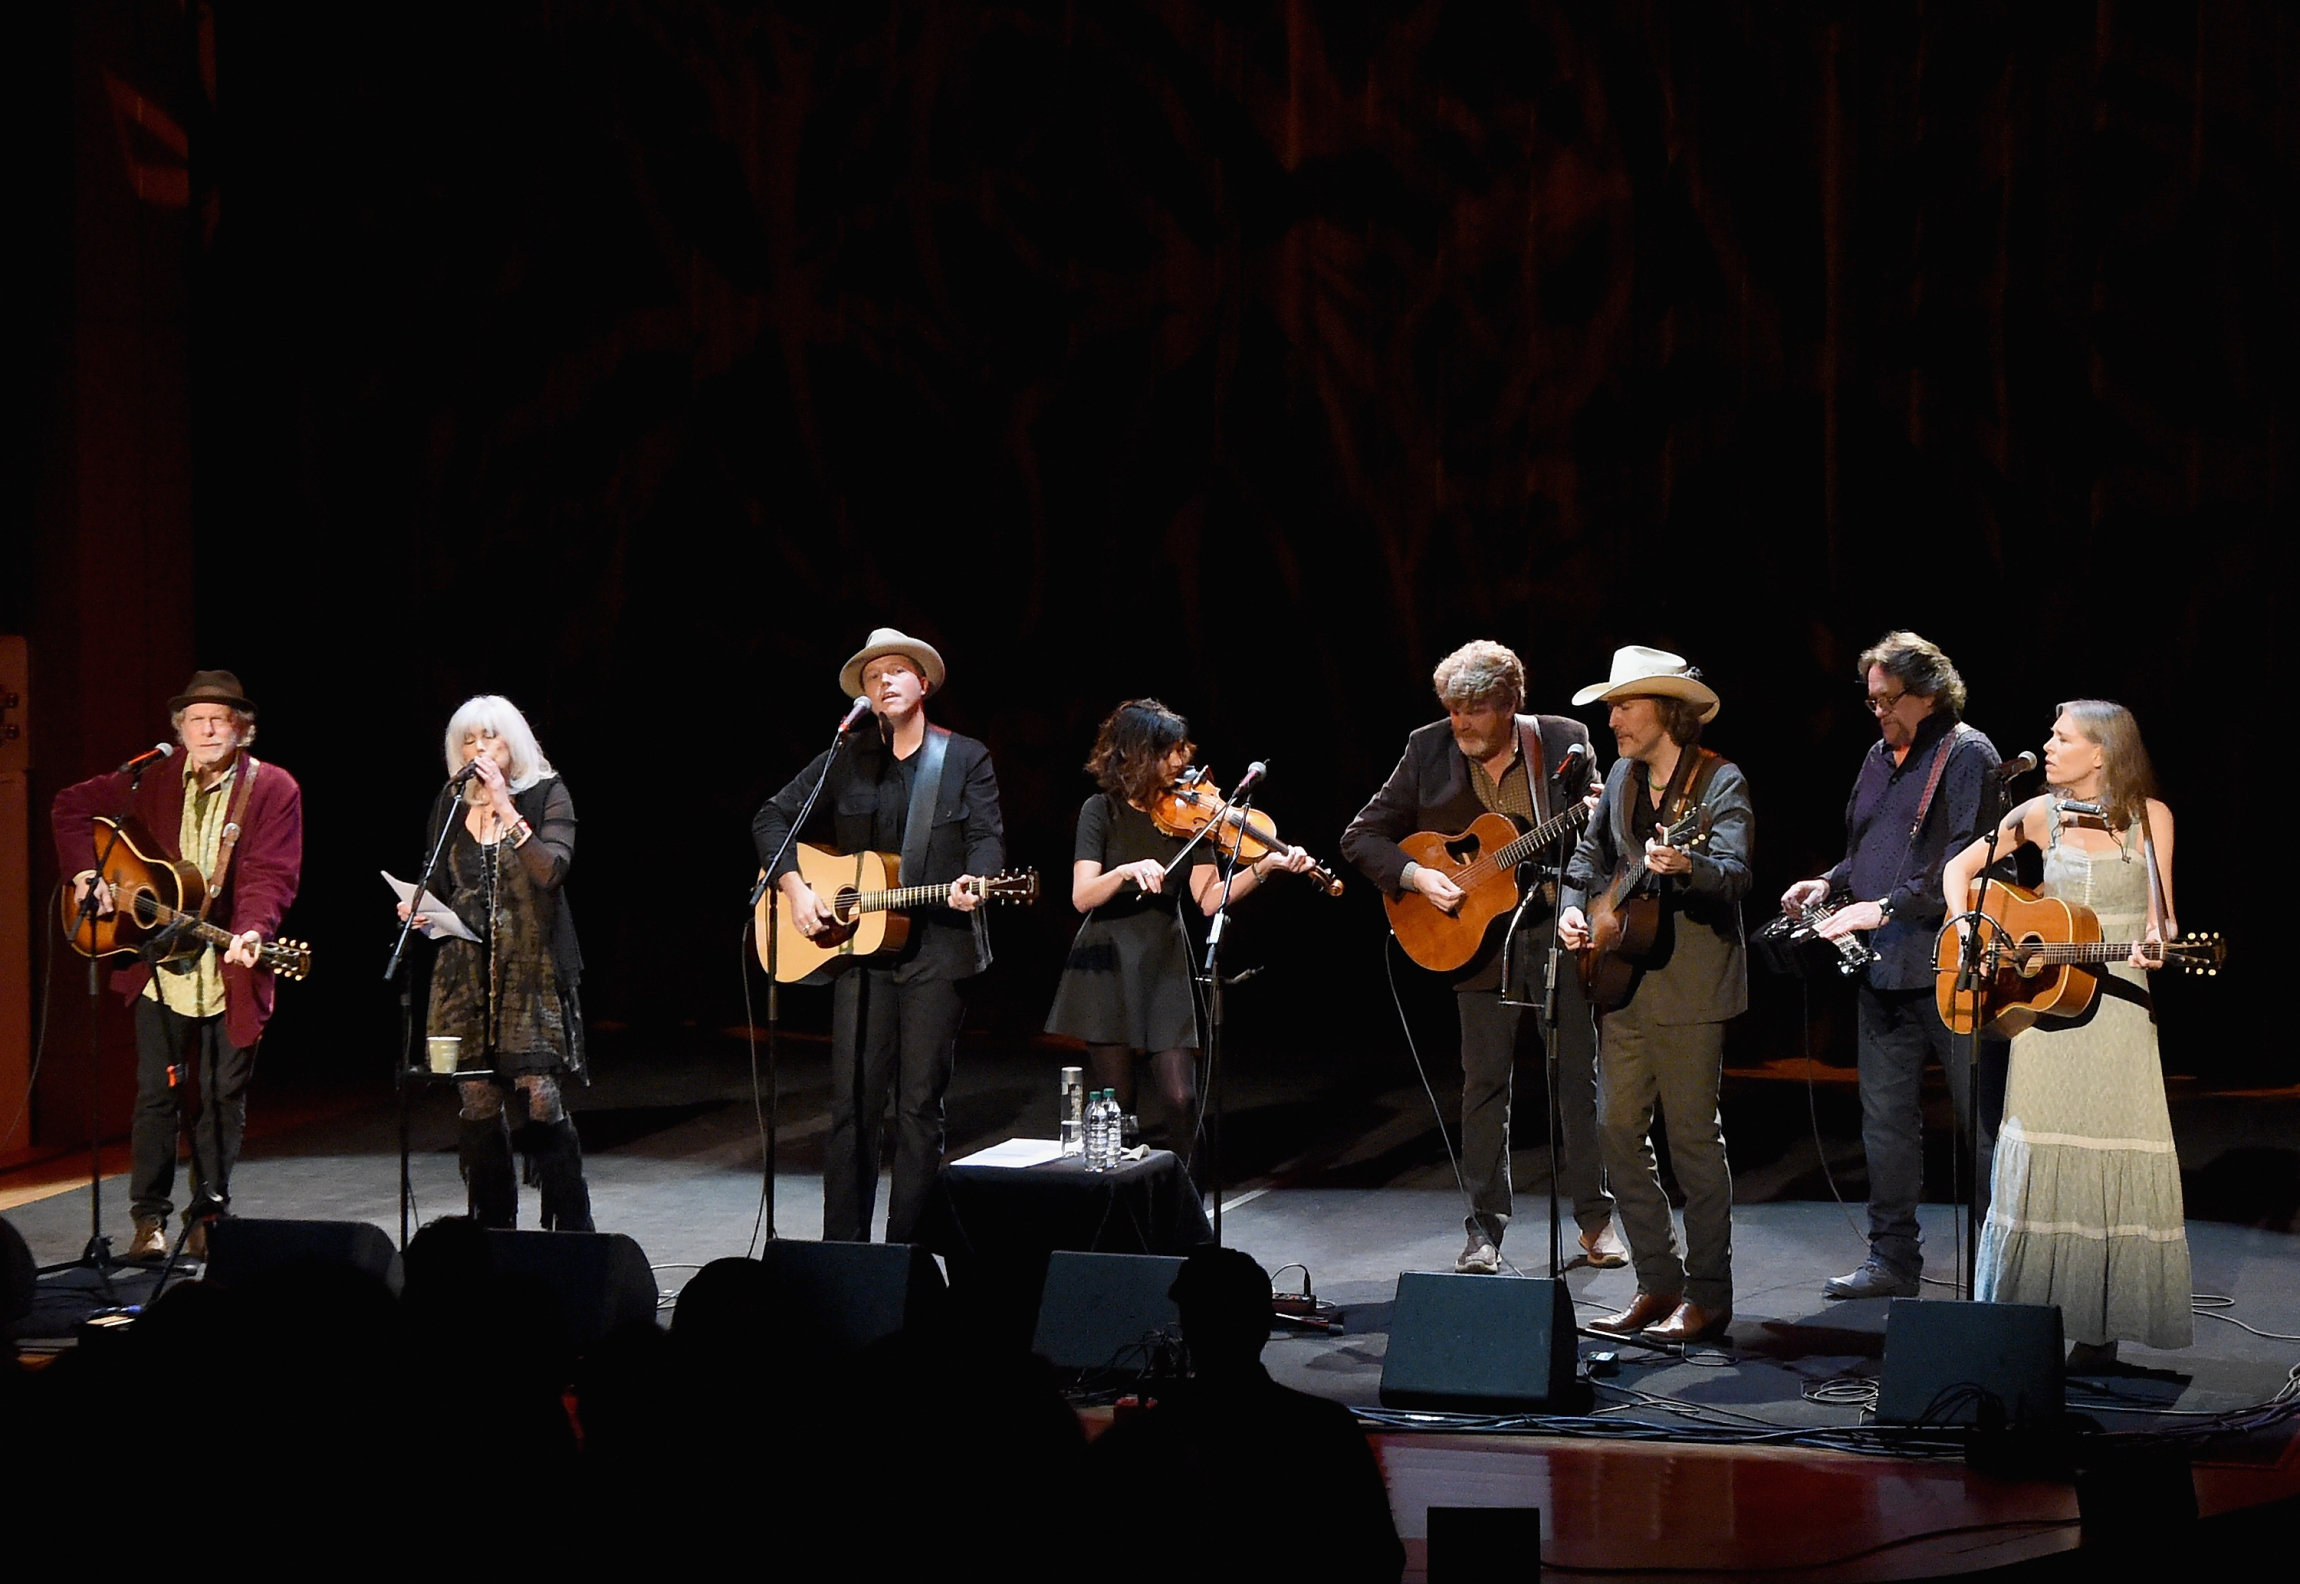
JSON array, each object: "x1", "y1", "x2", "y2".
[
  {"x1": 826, "y1": 966, "x2": 966, "y2": 1243},
  {"x1": 131, "y1": 996, "x2": 255, "y2": 1223},
  {"x1": 1457, "y1": 945, "x2": 1611, "y2": 1248},
  {"x1": 1855, "y1": 982, "x2": 2006, "y2": 1276}
]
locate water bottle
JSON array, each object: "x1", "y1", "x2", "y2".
[
  {"x1": 1084, "y1": 1090, "x2": 1108, "y2": 1172},
  {"x1": 1100, "y1": 1091, "x2": 1123, "y2": 1169},
  {"x1": 1059, "y1": 1066, "x2": 1085, "y2": 1157}
]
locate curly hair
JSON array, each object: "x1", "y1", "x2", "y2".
[
  {"x1": 1858, "y1": 630, "x2": 1967, "y2": 716},
  {"x1": 1432, "y1": 640, "x2": 1525, "y2": 713},
  {"x1": 1085, "y1": 699, "x2": 1194, "y2": 806}
]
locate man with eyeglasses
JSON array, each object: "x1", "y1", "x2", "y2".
[{"x1": 1780, "y1": 631, "x2": 2004, "y2": 1300}]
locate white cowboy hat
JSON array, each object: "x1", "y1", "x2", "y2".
[
  {"x1": 839, "y1": 627, "x2": 947, "y2": 697},
  {"x1": 1571, "y1": 644, "x2": 1720, "y2": 722}
]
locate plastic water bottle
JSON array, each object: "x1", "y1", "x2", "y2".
[
  {"x1": 1084, "y1": 1090, "x2": 1109, "y2": 1172},
  {"x1": 1099, "y1": 1091, "x2": 1123, "y2": 1169},
  {"x1": 1059, "y1": 1066, "x2": 1085, "y2": 1157}
]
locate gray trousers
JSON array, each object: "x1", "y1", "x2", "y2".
[
  {"x1": 1597, "y1": 1005, "x2": 1732, "y2": 1310},
  {"x1": 1856, "y1": 982, "x2": 2004, "y2": 1277},
  {"x1": 1457, "y1": 972, "x2": 1611, "y2": 1248}
]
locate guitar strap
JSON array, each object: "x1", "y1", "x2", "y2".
[
  {"x1": 1662, "y1": 747, "x2": 1723, "y2": 827},
  {"x1": 1906, "y1": 721, "x2": 1969, "y2": 839},
  {"x1": 199, "y1": 754, "x2": 261, "y2": 923},
  {"x1": 1517, "y1": 718, "x2": 1552, "y2": 825},
  {"x1": 897, "y1": 727, "x2": 948, "y2": 896},
  {"x1": 2140, "y1": 822, "x2": 2169, "y2": 945}
]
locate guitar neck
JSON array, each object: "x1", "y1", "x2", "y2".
[
  {"x1": 1493, "y1": 802, "x2": 1591, "y2": 872},
  {"x1": 851, "y1": 883, "x2": 959, "y2": 915},
  {"x1": 2019, "y1": 940, "x2": 2162, "y2": 965}
]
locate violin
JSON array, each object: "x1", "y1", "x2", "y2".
[{"x1": 1147, "y1": 768, "x2": 1346, "y2": 898}]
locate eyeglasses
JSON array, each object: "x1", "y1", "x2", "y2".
[{"x1": 1864, "y1": 690, "x2": 1909, "y2": 715}]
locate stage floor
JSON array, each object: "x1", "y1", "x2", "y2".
[{"x1": 8, "y1": 1029, "x2": 2297, "y2": 1579}]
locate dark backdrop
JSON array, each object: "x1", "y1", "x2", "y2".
[{"x1": 22, "y1": 2, "x2": 2290, "y2": 1138}]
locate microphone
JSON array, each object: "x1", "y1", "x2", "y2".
[
  {"x1": 1552, "y1": 741, "x2": 1591, "y2": 782},
  {"x1": 836, "y1": 696, "x2": 873, "y2": 736},
  {"x1": 2057, "y1": 798, "x2": 2105, "y2": 817},
  {"x1": 450, "y1": 759, "x2": 485, "y2": 786},
  {"x1": 1994, "y1": 750, "x2": 2039, "y2": 781},
  {"x1": 1233, "y1": 760, "x2": 1268, "y2": 796},
  {"x1": 118, "y1": 742, "x2": 174, "y2": 775}
]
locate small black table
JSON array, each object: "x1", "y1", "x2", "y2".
[{"x1": 918, "y1": 1148, "x2": 1214, "y2": 1344}]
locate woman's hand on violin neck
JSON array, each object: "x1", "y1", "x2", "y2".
[{"x1": 1257, "y1": 846, "x2": 1315, "y2": 878}]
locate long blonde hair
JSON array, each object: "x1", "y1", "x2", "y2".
[{"x1": 2055, "y1": 698, "x2": 2158, "y2": 831}]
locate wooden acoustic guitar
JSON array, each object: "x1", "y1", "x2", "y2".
[
  {"x1": 1577, "y1": 807, "x2": 1713, "y2": 1011},
  {"x1": 1384, "y1": 801, "x2": 1598, "y2": 973},
  {"x1": 1933, "y1": 877, "x2": 2225, "y2": 1035},
  {"x1": 753, "y1": 842, "x2": 1039, "y2": 983},
  {"x1": 60, "y1": 814, "x2": 313, "y2": 980}
]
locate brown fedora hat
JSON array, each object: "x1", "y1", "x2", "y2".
[{"x1": 168, "y1": 669, "x2": 257, "y2": 714}]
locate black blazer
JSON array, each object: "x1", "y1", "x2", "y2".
[
  {"x1": 1341, "y1": 714, "x2": 1596, "y2": 983},
  {"x1": 752, "y1": 724, "x2": 1005, "y2": 982}
]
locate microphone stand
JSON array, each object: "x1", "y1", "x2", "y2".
[
  {"x1": 386, "y1": 780, "x2": 469, "y2": 1248},
  {"x1": 748, "y1": 716, "x2": 865, "y2": 1245},
  {"x1": 1199, "y1": 780, "x2": 1257, "y2": 1247},
  {"x1": 42, "y1": 756, "x2": 165, "y2": 1294},
  {"x1": 1946, "y1": 777, "x2": 2014, "y2": 1301},
  {"x1": 1498, "y1": 866, "x2": 1565, "y2": 1278}
]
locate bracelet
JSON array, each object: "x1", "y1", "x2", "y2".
[{"x1": 511, "y1": 818, "x2": 534, "y2": 849}]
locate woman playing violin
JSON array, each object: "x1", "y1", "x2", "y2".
[{"x1": 1046, "y1": 700, "x2": 1314, "y2": 1170}]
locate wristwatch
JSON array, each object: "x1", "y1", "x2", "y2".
[{"x1": 1874, "y1": 895, "x2": 1898, "y2": 922}]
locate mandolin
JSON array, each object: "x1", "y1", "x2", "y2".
[
  {"x1": 753, "y1": 842, "x2": 1039, "y2": 983},
  {"x1": 1577, "y1": 807, "x2": 1713, "y2": 1011},
  {"x1": 60, "y1": 815, "x2": 312, "y2": 980},
  {"x1": 1934, "y1": 877, "x2": 2225, "y2": 1035}
]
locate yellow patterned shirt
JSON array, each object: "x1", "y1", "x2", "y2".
[{"x1": 145, "y1": 757, "x2": 238, "y2": 1018}]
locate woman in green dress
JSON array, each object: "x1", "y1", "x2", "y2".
[{"x1": 1942, "y1": 699, "x2": 2188, "y2": 1368}]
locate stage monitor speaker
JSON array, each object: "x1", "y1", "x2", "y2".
[
  {"x1": 1427, "y1": 1506, "x2": 1541, "y2": 1581},
  {"x1": 1380, "y1": 1272, "x2": 1581, "y2": 1413},
  {"x1": 1030, "y1": 1250, "x2": 1186, "y2": 1372},
  {"x1": 1, "y1": 1215, "x2": 35, "y2": 1324},
  {"x1": 759, "y1": 1238, "x2": 946, "y2": 1353},
  {"x1": 485, "y1": 1229, "x2": 657, "y2": 1351},
  {"x1": 205, "y1": 1218, "x2": 404, "y2": 1297},
  {"x1": 1877, "y1": 1298, "x2": 2064, "y2": 1426}
]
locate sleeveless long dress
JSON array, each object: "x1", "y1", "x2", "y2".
[{"x1": 1974, "y1": 817, "x2": 2192, "y2": 1349}]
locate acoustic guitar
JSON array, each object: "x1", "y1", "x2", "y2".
[
  {"x1": 1933, "y1": 877, "x2": 2225, "y2": 1035},
  {"x1": 60, "y1": 814, "x2": 312, "y2": 980},
  {"x1": 1384, "y1": 801, "x2": 1597, "y2": 973},
  {"x1": 1577, "y1": 807, "x2": 1714, "y2": 1011},
  {"x1": 753, "y1": 842, "x2": 1039, "y2": 983}
]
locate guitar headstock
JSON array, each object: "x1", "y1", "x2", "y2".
[
  {"x1": 2158, "y1": 932, "x2": 2225, "y2": 976},
  {"x1": 265, "y1": 939, "x2": 313, "y2": 982},
  {"x1": 1663, "y1": 807, "x2": 1715, "y2": 852},
  {"x1": 973, "y1": 869, "x2": 1040, "y2": 906}
]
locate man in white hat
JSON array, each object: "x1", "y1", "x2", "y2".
[
  {"x1": 751, "y1": 627, "x2": 1005, "y2": 1243},
  {"x1": 1341, "y1": 639, "x2": 1624, "y2": 1276},
  {"x1": 1558, "y1": 645, "x2": 1751, "y2": 1345},
  {"x1": 1780, "y1": 631, "x2": 2005, "y2": 1301}
]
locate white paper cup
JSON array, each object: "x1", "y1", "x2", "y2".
[{"x1": 426, "y1": 1036, "x2": 461, "y2": 1075}]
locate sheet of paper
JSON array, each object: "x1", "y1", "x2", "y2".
[
  {"x1": 382, "y1": 871, "x2": 482, "y2": 943},
  {"x1": 952, "y1": 1137, "x2": 1066, "y2": 1169}
]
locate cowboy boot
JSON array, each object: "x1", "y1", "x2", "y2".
[{"x1": 531, "y1": 1118, "x2": 594, "y2": 1233}]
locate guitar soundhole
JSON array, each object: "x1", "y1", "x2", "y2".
[
  {"x1": 831, "y1": 889, "x2": 860, "y2": 926},
  {"x1": 129, "y1": 890, "x2": 159, "y2": 927},
  {"x1": 1443, "y1": 835, "x2": 1481, "y2": 866},
  {"x1": 2013, "y1": 934, "x2": 2047, "y2": 980}
]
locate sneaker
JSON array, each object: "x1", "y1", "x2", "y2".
[
  {"x1": 1456, "y1": 1238, "x2": 1501, "y2": 1275},
  {"x1": 126, "y1": 1217, "x2": 166, "y2": 1260},
  {"x1": 1822, "y1": 1258, "x2": 1920, "y2": 1300}
]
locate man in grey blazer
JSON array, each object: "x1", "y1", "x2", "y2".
[
  {"x1": 1560, "y1": 646, "x2": 1752, "y2": 1345},
  {"x1": 1343, "y1": 639, "x2": 1621, "y2": 1277}
]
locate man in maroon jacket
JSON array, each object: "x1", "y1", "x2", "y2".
[{"x1": 52, "y1": 670, "x2": 304, "y2": 1259}]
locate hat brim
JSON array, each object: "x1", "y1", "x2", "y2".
[
  {"x1": 1570, "y1": 675, "x2": 1720, "y2": 723},
  {"x1": 839, "y1": 638, "x2": 947, "y2": 698},
  {"x1": 168, "y1": 690, "x2": 256, "y2": 714}
]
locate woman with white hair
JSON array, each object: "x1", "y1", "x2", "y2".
[{"x1": 398, "y1": 695, "x2": 592, "y2": 1230}]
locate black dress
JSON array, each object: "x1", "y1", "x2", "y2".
[
  {"x1": 1044, "y1": 795, "x2": 1209, "y2": 1051},
  {"x1": 424, "y1": 777, "x2": 584, "y2": 1079}
]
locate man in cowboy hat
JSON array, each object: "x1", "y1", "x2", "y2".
[
  {"x1": 51, "y1": 670, "x2": 305, "y2": 1260},
  {"x1": 1341, "y1": 638, "x2": 1624, "y2": 1277},
  {"x1": 1780, "y1": 631, "x2": 2005, "y2": 1301},
  {"x1": 751, "y1": 627, "x2": 1005, "y2": 1243},
  {"x1": 1558, "y1": 645, "x2": 1751, "y2": 1345}
]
